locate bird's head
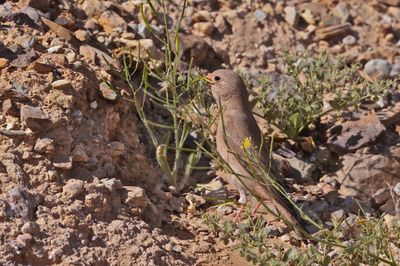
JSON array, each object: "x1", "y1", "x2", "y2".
[{"x1": 206, "y1": 69, "x2": 248, "y2": 105}]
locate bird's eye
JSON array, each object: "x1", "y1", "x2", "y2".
[{"x1": 214, "y1": 76, "x2": 220, "y2": 81}]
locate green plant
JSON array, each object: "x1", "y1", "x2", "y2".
[
  {"x1": 204, "y1": 213, "x2": 400, "y2": 265},
  {"x1": 253, "y1": 52, "x2": 395, "y2": 138},
  {"x1": 121, "y1": 0, "x2": 211, "y2": 193}
]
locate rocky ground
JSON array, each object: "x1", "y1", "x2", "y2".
[{"x1": 1, "y1": 0, "x2": 400, "y2": 265}]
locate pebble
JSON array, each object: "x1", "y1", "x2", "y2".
[
  {"x1": 99, "y1": 82, "x2": 117, "y2": 100},
  {"x1": 34, "y1": 138, "x2": 55, "y2": 154},
  {"x1": 90, "y1": 101, "x2": 98, "y2": 109},
  {"x1": 254, "y1": 9, "x2": 267, "y2": 22},
  {"x1": 52, "y1": 79, "x2": 72, "y2": 90},
  {"x1": 394, "y1": 182, "x2": 400, "y2": 196},
  {"x1": 0, "y1": 58, "x2": 9, "y2": 69},
  {"x1": 363, "y1": 58, "x2": 392, "y2": 80},
  {"x1": 342, "y1": 35, "x2": 356, "y2": 45},
  {"x1": 74, "y1": 30, "x2": 91, "y2": 41},
  {"x1": 284, "y1": 6, "x2": 298, "y2": 26}
]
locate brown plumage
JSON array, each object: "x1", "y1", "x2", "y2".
[{"x1": 207, "y1": 69, "x2": 307, "y2": 232}]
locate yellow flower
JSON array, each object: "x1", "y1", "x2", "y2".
[{"x1": 240, "y1": 137, "x2": 253, "y2": 150}]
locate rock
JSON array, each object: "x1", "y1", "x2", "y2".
[
  {"x1": 169, "y1": 197, "x2": 186, "y2": 213},
  {"x1": 79, "y1": 45, "x2": 120, "y2": 69},
  {"x1": 3, "y1": 186, "x2": 41, "y2": 219},
  {"x1": 327, "y1": 113, "x2": 386, "y2": 152},
  {"x1": 27, "y1": 61, "x2": 54, "y2": 74},
  {"x1": 21, "y1": 221, "x2": 40, "y2": 235},
  {"x1": 10, "y1": 50, "x2": 38, "y2": 69},
  {"x1": 0, "y1": 58, "x2": 9, "y2": 69},
  {"x1": 52, "y1": 79, "x2": 72, "y2": 90},
  {"x1": 198, "y1": 178, "x2": 228, "y2": 201},
  {"x1": 101, "y1": 178, "x2": 122, "y2": 193},
  {"x1": 34, "y1": 138, "x2": 55, "y2": 154},
  {"x1": 301, "y1": 9, "x2": 315, "y2": 25},
  {"x1": 342, "y1": 35, "x2": 356, "y2": 45},
  {"x1": 394, "y1": 182, "x2": 400, "y2": 196},
  {"x1": 81, "y1": 0, "x2": 106, "y2": 17},
  {"x1": 254, "y1": 9, "x2": 267, "y2": 22},
  {"x1": 20, "y1": 105, "x2": 51, "y2": 131},
  {"x1": 379, "y1": 0, "x2": 400, "y2": 6},
  {"x1": 90, "y1": 101, "x2": 97, "y2": 109},
  {"x1": 45, "y1": 91, "x2": 73, "y2": 109},
  {"x1": 71, "y1": 144, "x2": 90, "y2": 163},
  {"x1": 322, "y1": 184, "x2": 339, "y2": 205},
  {"x1": 107, "y1": 142, "x2": 125, "y2": 157},
  {"x1": 74, "y1": 30, "x2": 90, "y2": 42},
  {"x1": 330, "y1": 209, "x2": 345, "y2": 221},
  {"x1": 284, "y1": 6, "x2": 298, "y2": 26},
  {"x1": 98, "y1": 11, "x2": 126, "y2": 33},
  {"x1": 41, "y1": 17, "x2": 74, "y2": 42},
  {"x1": 20, "y1": 0, "x2": 50, "y2": 12},
  {"x1": 214, "y1": 14, "x2": 231, "y2": 34},
  {"x1": 364, "y1": 59, "x2": 392, "y2": 80},
  {"x1": 332, "y1": 3, "x2": 349, "y2": 23},
  {"x1": 337, "y1": 146, "x2": 400, "y2": 215},
  {"x1": 99, "y1": 82, "x2": 117, "y2": 100},
  {"x1": 52, "y1": 155, "x2": 73, "y2": 170},
  {"x1": 193, "y1": 22, "x2": 215, "y2": 36},
  {"x1": 121, "y1": 39, "x2": 164, "y2": 61},
  {"x1": 372, "y1": 188, "x2": 390, "y2": 206},
  {"x1": 122, "y1": 186, "x2": 148, "y2": 209},
  {"x1": 62, "y1": 179, "x2": 85, "y2": 200},
  {"x1": 286, "y1": 156, "x2": 316, "y2": 180},
  {"x1": 316, "y1": 23, "x2": 351, "y2": 40}
]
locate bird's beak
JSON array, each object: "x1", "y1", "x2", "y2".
[{"x1": 205, "y1": 74, "x2": 213, "y2": 84}]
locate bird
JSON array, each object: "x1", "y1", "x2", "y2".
[{"x1": 206, "y1": 69, "x2": 308, "y2": 233}]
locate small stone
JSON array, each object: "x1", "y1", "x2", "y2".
[
  {"x1": 3, "y1": 187, "x2": 41, "y2": 219},
  {"x1": 34, "y1": 138, "x2": 55, "y2": 154},
  {"x1": 301, "y1": 9, "x2": 315, "y2": 25},
  {"x1": 20, "y1": 105, "x2": 50, "y2": 131},
  {"x1": 364, "y1": 59, "x2": 392, "y2": 80},
  {"x1": 214, "y1": 14, "x2": 231, "y2": 34},
  {"x1": 379, "y1": 0, "x2": 400, "y2": 6},
  {"x1": 81, "y1": 0, "x2": 106, "y2": 17},
  {"x1": 101, "y1": 178, "x2": 122, "y2": 193},
  {"x1": 27, "y1": 61, "x2": 54, "y2": 74},
  {"x1": 332, "y1": 3, "x2": 349, "y2": 23},
  {"x1": 98, "y1": 11, "x2": 126, "y2": 33},
  {"x1": 99, "y1": 82, "x2": 117, "y2": 100},
  {"x1": 330, "y1": 209, "x2": 345, "y2": 221},
  {"x1": 137, "y1": 23, "x2": 151, "y2": 38},
  {"x1": 316, "y1": 23, "x2": 351, "y2": 40},
  {"x1": 90, "y1": 101, "x2": 97, "y2": 109},
  {"x1": 254, "y1": 9, "x2": 267, "y2": 22},
  {"x1": 47, "y1": 45, "x2": 63, "y2": 54},
  {"x1": 394, "y1": 183, "x2": 400, "y2": 196},
  {"x1": 122, "y1": 186, "x2": 148, "y2": 209},
  {"x1": 71, "y1": 144, "x2": 89, "y2": 163},
  {"x1": 342, "y1": 35, "x2": 356, "y2": 45},
  {"x1": 372, "y1": 188, "x2": 390, "y2": 206},
  {"x1": 53, "y1": 155, "x2": 73, "y2": 170},
  {"x1": 52, "y1": 79, "x2": 72, "y2": 90},
  {"x1": 21, "y1": 222, "x2": 40, "y2": 235},
  {"x1": 0, "y1": 58, "x2": 9, "y2": 69},
  {"x1": 62, "y1": 179, "x2": 85, "y2": 199},
  {"x1": 41, "y1": 17, "x2": 74, "y2": 41},
  {"x1": 284, "y1": 6, "x2": 299, "y2": 26},
  {"x1": 74, "y1": 30, "x2": 90, "y2": 42},
  {"x1": 107, "y1": 141, "x2": 125, "y2": 157},
  {"x1": 169, "y1": 197, "x2": 186, "y2": 213},
  {"x1": 287, "y1": 157, "x2": 316, "y2": 180},
  {"x1": 193, "y1": 22, "x2": 215, "y2": 36}
]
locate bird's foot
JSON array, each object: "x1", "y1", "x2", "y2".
[
  {"x1": 251, "y1": 201, "x2": 262, "y2": 217},
  {"x1": 233, "y1": 204, "x2": 245, "y2": 223}
]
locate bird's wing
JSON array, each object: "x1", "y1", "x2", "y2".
[{"x1": 222, "y1": 110, "x2": 307, "y2": 233}]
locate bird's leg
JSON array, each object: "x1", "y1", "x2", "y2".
[
  {"x1": 251, "y1": 201, "x2": 262, "y2": 217},
  {"x1": 233, "y1": 187, "x2": 247, "y2": 223}
]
